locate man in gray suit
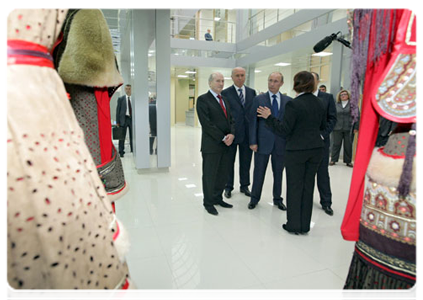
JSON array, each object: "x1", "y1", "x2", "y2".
[{"x1": 116, "y1": 84, "x2": 133, "y2": 157}]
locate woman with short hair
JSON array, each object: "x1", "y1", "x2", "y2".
[
  {"x1": 330, "y1": 89, "x2": 359, "y2": 167},
  {"x1": 257, "y1": 71, "x2": 326, "y2": 234}
]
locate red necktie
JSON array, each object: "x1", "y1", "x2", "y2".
[{"x1": 217, "y1": 95, "x2": 227, "y2": 118}]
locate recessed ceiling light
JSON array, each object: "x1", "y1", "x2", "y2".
[
  {"x1": 274, "y1": 62, "x2": 291, "y2": 67},
  {"x1": 185, "y1": 71, "x2": 196, "y2": 74},
  {"x1": 255, "y1": 70, "x2": 262, "y2": 73},
  {"x1": 312, "y1": 52, "x2": 333, "y2": 57},
  {"x1": 214, "y1": 17, "x2": 221, "y2": 21},
  {"x1": 178, "y1": 75, "x2": 188, "y2": 78},
  {"x1": 224, "y1": 77, "x2": 231, "y2": 80}
]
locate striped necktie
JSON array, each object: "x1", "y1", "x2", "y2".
[{"x1": 238, "y1": 88, "x2": 245, "y2": 106}]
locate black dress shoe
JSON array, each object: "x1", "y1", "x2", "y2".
[
  {"x1": 240, "y1": 187, "x2": 251, "y2": 197},
  {"x1": 322, "y1": 206, "x2": 334, "y2": 216},
  {"x1": 274, "y1": 202, "x2": 287, "y2": 211},
  {"x1": 205, "y1": 206, "x2": 218, "y2": 215},
  {"x1": 120, "y1": 154, "x2": 124, "y2": 158},
  {"x1": 217, "y1": 200, "x2": 233, "y2": 208},
  {"x1": 282, "y1": 224, "x2": 299, "y2": 235},
  {"x1": 248, "y1": 202, "x2": 256, "y2": 210},
  {"x1": 224, "y1": 190, "x2": 232, "y2": 199}
]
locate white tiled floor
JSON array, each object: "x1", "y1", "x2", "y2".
[{"x1": 115, "y1": 125, "x2": 359, "y2": 291}]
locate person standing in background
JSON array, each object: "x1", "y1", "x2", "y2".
[
  {"x1": 116, "y1": 84, "x2": 133, "y2": 158},
  {"x1": 196, "y1": 72, "x2": 235, "y2": 216},
  {"x1": 221, "y1": 67, "x2": 257, "y2": 199},
  {"x1": 311, "y1": 72, "x2": 337, "y2": 216},
  {"x1": 330, "y1": 89, "x2": 359, "y2": 167},
  {"x1": 149, "y1": 97, "x2": 157, "y2": 155},
  {"x1": 248, "y1": 72, "x2": 292, "y2": 211},
  {"x1": 205, "y1": 29, "x2": 213, "y2": 41},
  {"x1": 319, "y1": 85, "x2": 327, "y2": 93}
]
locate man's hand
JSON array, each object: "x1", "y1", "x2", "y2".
[
  {"x1": 116, "y1": 123, "x2": 120, "y2": 128},
  {"x1": 224, "y1": 134, "x2": 235, "y2": 146},
  {"x1": 250, "y1": 144, "x2": 258, "y2": 152},
  {"x1": 257, "y1": 106, "x2": 271, "y2": 119}
]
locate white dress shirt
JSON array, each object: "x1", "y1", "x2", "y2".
[
  {"x1": 209, "y1": 89, "x2": 226, "y2": 109},
  {"x1": 234, "y1": 84, "x2": 245, "y2": 100},
  {"x1": 125, "y1": 95, "x2": 131, "y2": 117}
]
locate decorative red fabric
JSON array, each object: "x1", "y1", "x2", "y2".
[
  {"x1": 94, "y1": 88, "x2": 112, "y2": 164},
  {"x1": 7, "y1": 39, "x2": 54, "y2": 68}
]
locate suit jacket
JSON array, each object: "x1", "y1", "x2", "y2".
[
  {"x1": 196, "y1": 91, "x2": 235, "y2": 154},
  {"x1": 249, "y1": 91, "x2": 292, "y2": 155},
  {"x1": 317, "y1": 90, "x2": 337, "y2": 140},
  {"x1": 221, "y1": 85, "x2": 256, "y2": 144},
  {"x1": 265, "y1": 92, "x2": 326, "y2": 151},
  {"x1": 334, "y1": 101, "x2": 359, "y2": 131},
  {"x1": 116, "y1": 95, "x2": 129, "y2": 126}
]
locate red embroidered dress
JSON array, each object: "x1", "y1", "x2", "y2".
[{"x1": 342, "y1": 9, "x2": 416, "y2": 289}]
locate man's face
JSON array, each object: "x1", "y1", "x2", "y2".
[
  {"x1": 125, "y1": 85, "x2": 132, "y2": 96},
  {"x1": 268, "y1": 73, "x2": 283, "y2": 94},
  {"x1": 319, "y1": 87, "x2": 326, "y2": 93},
  {"x1": 209, "y1": 73, "x2": 224, "y2": 94},
  {"x1": 231, "y1": 68, "x2": 246, "y2": 88}
]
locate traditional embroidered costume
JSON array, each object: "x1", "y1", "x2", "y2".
[
  {"x1": 341, "y1": 9, "x2": 416, "y2": 289},
  {"x1": 7, "y1": 9, "x2": 132, "y2": 289}
]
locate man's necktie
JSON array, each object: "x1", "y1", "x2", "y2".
[
  {"x1": 128, "y1": 97, "x2": 132, "y2": 117},
  {"x1": 272, "y1": 94, "x2": 279, "y2": 117},
  {"x1": 217, "y1": 95, "x2": 227, "y2": 118},
  {"x1": 238, "y1": 88, "x2": 245, "y2": 107}
]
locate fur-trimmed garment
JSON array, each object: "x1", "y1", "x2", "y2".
[
  {"x1": 57, "y1": 10, "x2": 122, "y2": 87},
  {"x1": 54, "y1": 9, "x2": 128, "y2": 201}
]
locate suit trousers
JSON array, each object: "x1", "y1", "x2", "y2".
[
  {"x1": 316, "y1": 139, "x2": 332, "y2": 208},
  {"x1": 225, "y1": 138, "x2": 253, "y2": 191},
  {"x1": 202, "y1": 151, "x2": 231, "y2": 208},
  {"x1": 119, "y1": 116, "x2": 133, "y2": 155},
  {"x1": 285, "y1": 148, "x2": 323, "y2": 233},
  {"x1": 331, "y1": 130, "x2": 352, "y2": 163},
  {"x1": 250, "y1": 149, "x2": 284, "y2": 205}
]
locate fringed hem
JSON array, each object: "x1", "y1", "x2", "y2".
[{"x1": 344, "y1": 251, "x2": 415, "y2": 289}]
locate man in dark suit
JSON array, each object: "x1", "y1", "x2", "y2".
[
  {"x1": 196, "y1": 72, "x2": 235, "y2": 216},
  {"x1": 221, "y1": 67, "x2": 257, "y2": 199},
  {"x1": 149, "y1": 97, "x2": 157, "y2": 155},
  {"x1": 311, "y1": 72, "x2": 337, "y2": 216},
  {"x1": 248, "y1": 72, "x2": 292, "y2": 210},
  {"x1": 115, "y1": 84, "x2": 133, "y2": 157}
]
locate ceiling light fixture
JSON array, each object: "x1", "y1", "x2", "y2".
[
  {"x1": 274, "y1": 62, "x2": 291, "y2": 67},
  {"x1": 312, "y1": 52, "x2": 333, "y2": 57}
]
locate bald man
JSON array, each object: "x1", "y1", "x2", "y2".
[
  {"x1": 221, "y1": 67, "x2": 257, "y2": 199},
  {"x1": 196, "y1": 72, "x2": 235, "y2": 215}
]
